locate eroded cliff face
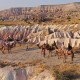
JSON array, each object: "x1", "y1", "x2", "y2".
[
  {"x1": 0, "y1": 66, "x2": 55, "y2": 80},
  {"x1": 0, "y1": 24, "x2": 80, "y2": 47},
  {"x1": 0, "y1": 24, "x2": 79, "y2": 80},
  {"x1": 0, "y1": 64, "x2": 80, "y2": 80},
  {"x1": 0, "y1": 24, "x2": 80, "y2": 40},
  {"x1": 0, "y1": 24, "x2": 79, "y2": 48},
  {"x1": 0, "y1": 67, "x2": 28, "y2": 80},
  {"x1": 0, "y1": 2, "x2": 80, "y2": 20}
]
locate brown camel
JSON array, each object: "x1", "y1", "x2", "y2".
[
  {"x1": 55, "y1": 46, "x2": 74, "y2": 63},
  {"x1": 0, "y1": 41, "x2": 16, "y2": 54}
]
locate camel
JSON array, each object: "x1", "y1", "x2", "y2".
[
  {"x1": 37, "y1": 42, "x2": 56, "y2": 57},
  {"x1": 0, "y1": 40, "x2": 16, "y2": 54},
  {"x1": 45, "y1": 43, "x2": 56, "y2": 57},
  {"x1": 37, "y1": 42, "x2": 74, "y2": 63},
  {"x1": 55, "y1": 46, "x2": 74, "y2": 63},
  {"x1": 37, "y1": 43, "x2": 46, "y2": 57}
]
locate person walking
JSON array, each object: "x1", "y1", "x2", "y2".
[
  {"x1": 67, "y1": 43, "x2": 74, "y2": 61},
  {"x1": 26, "y1": 42, "x2": 29, "y2": 50},
  {"x1": 68, "y1": 43, "x2": 72, "y2": 51}
]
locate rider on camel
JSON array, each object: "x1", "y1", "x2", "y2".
[
  {"x1": 68, "y1": 43, "x2": 72, "y2": 51},
  {"x1": 53, "y1": 41, "x2": 56, "y2": 46},
  {"x1": 52, "y1": 41, "x2": 57, "y2": 49},
  {"x1": 68, "y1": 42, "x2": 74, "y2": 58}
]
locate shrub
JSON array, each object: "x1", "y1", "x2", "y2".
[
  {"x1": 52, "y1": 69, "x2": 69, "y2": 80},
  {"x1": 23, "y1": 38, "x2": 28, "y2": 42}
]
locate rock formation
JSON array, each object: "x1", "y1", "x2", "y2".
[
  {"x1": 0, "y1": 2, "x2": 80, "y2": 21},
  {"x1": 0, "y1": 24, "x2": 80, "y2": 47}
]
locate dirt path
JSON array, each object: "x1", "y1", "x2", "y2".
[{"x1": 0, "y1": 47, "x2": 80, "y2": 66}]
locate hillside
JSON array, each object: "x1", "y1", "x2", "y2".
[{"x1": 0, "y1": 2, "x2": 80, "y2": 24}]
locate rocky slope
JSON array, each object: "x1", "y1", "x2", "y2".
[
  {"x1": 0, "y1": 2, "x2": 80, "y2": 21},
  {"x1": 0, "y1": 66, "x2": 55, "y2": 80},
  {"x1": 0, "y1": 63, "x2": 80, "y2": 80},
  {"x1": 0, "y1": 24, "x2": 79, "y2": 80},
  {"x1": 0, "y1": 24, "x2": 80, "y2": 47}
]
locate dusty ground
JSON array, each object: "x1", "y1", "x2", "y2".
[{"x1": 0, "y1": 45, "x2": 80, "y2": 67}]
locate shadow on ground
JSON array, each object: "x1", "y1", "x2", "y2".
[{"x1": 26, "y1": 47, "x2": 39, "y2": 51}]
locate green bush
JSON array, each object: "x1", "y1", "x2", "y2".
[{"x1": 23, "y1": 38, "x2": 28, "y2": 42}]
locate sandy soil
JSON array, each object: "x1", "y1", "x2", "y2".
[{"x1": 0, "y1": 46, "x2": 80, "y2": 67}]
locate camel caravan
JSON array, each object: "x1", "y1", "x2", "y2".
[
  {"x1": 0, "y1": 24, "x2": 80, "y2": 62},
  {"x1": 37, "y1": 38, "x2": 80, "y2": 63}
]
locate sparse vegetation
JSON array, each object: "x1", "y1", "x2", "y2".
[
  {"x1": 23, "y1": 38, "x2": 28, "y2": 43},
  {"x1": 50, "y1": 64, "x2": 80, "y2": 80},
  {"x1": 0, "y1": 2, "x2": 80, "y2": 25},
  {"x1": 0, "y1": 57, "x2": 80, "y2": 80}
]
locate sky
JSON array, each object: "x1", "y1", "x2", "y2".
[{"x1": 0, "y1": 0, "x2": 80, "y2": 10}]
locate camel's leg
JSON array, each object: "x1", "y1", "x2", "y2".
[
  {"x1": 57, "y1": 52, "x2": 59, "y2": 59},
  {"x1": 41, "y1": 49, "x2": 43, "y2": 56},
  {"x1": 1, "y1": 47, "x2": 5, "y2": 54},
  {"x1": 60, "y1": 51, "x2": 63, "y2": 59},
  {"x1": 43, "y1": 49, "x2": 46, "y2": 57},
  {"x1": 1, "y1": 49, "x2": 4, "y2": 54},
  {"x1": 55, "y1": 51, "x2": 59, "y2": 58},
  {"x1": 48, "y1": 50, "x2": 50, "y2": 57},
  {"x1": 49, "y1": 50, "x2": 52, "y2": 57},
  {"x1": 59, "y1": 52, "x2": 62, "y2": 59},
  {"x1": 72, "y1": 51, "x2": 74, "y2": 58},
  {"x1": 54, "y1": 50, "x2": 57, "y2": 56},
  {"x1": 58, "y1": 54, "x2": 59, "y2": 59},
  {"x1": 8, "y1": 48, "x2": 10, "y2": 54},
  {"x1": 71, "y1": 52, "x2": 74, "y2": 62},
  {"x1": 58, "y1": 52, "x2": 61, "y2": 59},
  {"x1": 57, "y1": 50, "x2": 61, "y2": 59},
  {"x1": 51, "y1": 51, "x2": 53, "y2": 57}
]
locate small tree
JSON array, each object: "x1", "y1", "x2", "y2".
[
  {"x1": 67, "y1": 16, "x2": 71, "y2": 20},
  {"x1": 23, "y1": 38, "x2": 28, "y2": 43}
]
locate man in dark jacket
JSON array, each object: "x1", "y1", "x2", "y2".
[
  {"x1": 68, "y1": 43, "x2": 72, "y2": 51},
  {"x1": 68, "y1": 43, "x2": 74, "y2": 60}
]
